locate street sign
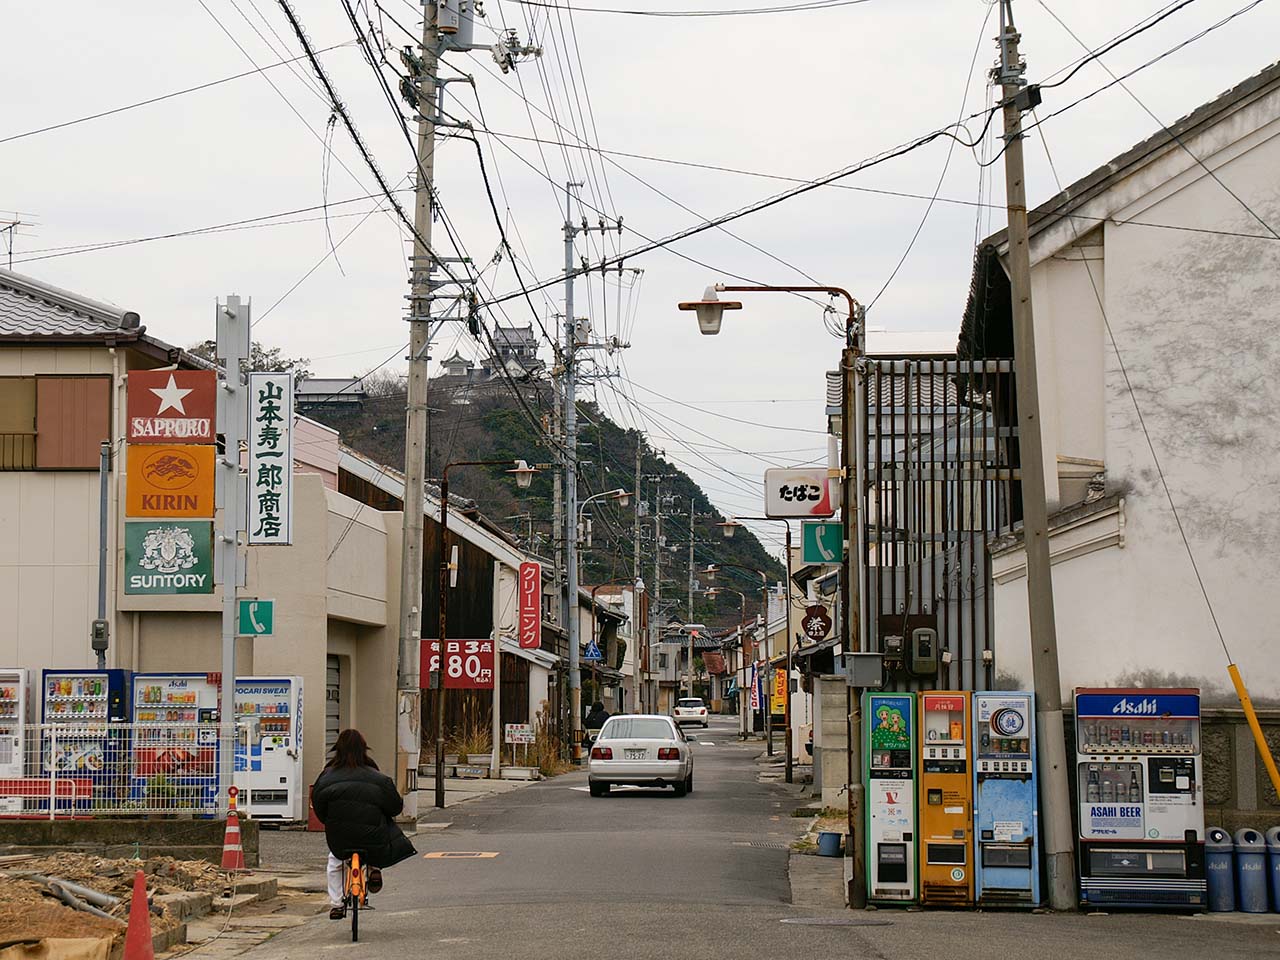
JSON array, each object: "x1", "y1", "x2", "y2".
[
  {"x1": 504, "y1": 723, "x2": 535, "y2": 745},
  {"x1": 422, "y1": 639, "x2": 496, "y2": 689},
  {"x1": 124, "y1": 520, "x2": 214, "y2": 594},
  {"x1": 763, "y1": 467, "x2": 837, "y2": 518},
  {"x1": 126, "y1": 444, "x2": 216, "y2": 517},
  {"x1": 128, "y1": 370, "x2": 218, "y2": 444},
  {"x1": 247, "y1": 372, "x2": 294, "y2": 545},
  {"x1": 801, "y1": 604, "x2": 832, "y2": 642},
  {"x1": 801, "y1": 521, "x2": 843, "y2": 565},
  {"x1": 582, "y1": 639, "x2": 603, "y2": 662},
  {"x1": 518, "y1": 561, "x2": 541, "y2": 649},
  {"x1": 237, "y1": 599, "x2": 275, "y2": 637}
]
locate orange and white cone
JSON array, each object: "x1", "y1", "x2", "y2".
[
  {"x1": 221, "y1": 786, "x2": 246, "y2": 871},
  {"x1": 122, "y1": 869, "x2": 154, "y2": 960}
]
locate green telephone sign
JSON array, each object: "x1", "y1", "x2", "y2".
[{"x1": 801, "y1": 521, "x2": 844, "y2": 565}]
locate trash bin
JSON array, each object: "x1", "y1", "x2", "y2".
[
  {"x1": 1266, "y1": 826, "x2": 1280, "y2": 913},
  {"x1": 1233, "y1": 828, "x2": 1268, "y2": 913},
  {"x1": 817, "y1": 831, "x2": 843, "y2": 857},
  {"x1": 1205, "y1": 827, "x2": 1235, "y2": 912}
]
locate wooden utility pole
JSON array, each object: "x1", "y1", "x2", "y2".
[{"x1": 997, "y1": 0, "x2": 1076, "y2": 909}]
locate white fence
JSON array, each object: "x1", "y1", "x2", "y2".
[{"x1": 0, "y1": 723, "x2": 227, "y2": 818}]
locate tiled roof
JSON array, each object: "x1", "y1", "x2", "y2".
[
  {"x1": 0, "y1": 267, "x2": 140, "y2": 339},
  {"x1": 702, "y1": 651, "x2": 727, "y2": 676}
]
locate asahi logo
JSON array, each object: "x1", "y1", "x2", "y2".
[{"x1": 1111, "y1": 697, "x2": 1158, "y2": 716}]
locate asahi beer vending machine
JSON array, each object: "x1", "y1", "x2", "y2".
[
  {"x1": 973, "y1": 692, "x2": 1040, "y2": 906},
  {"x1": 235, "y1": 677, "x2": 304, "y2": 821},
  {"x1": 131, "y1": 673, "x2": 221, "y2": 813},
  {"x1": 918, "y1": 691, "x2": 974, "y2": 906},
  {"x1": 864, "y1": 692, "x2": 917, "y2": 904},
  {"x1": 0, "y1": 669, "x2": 30, "y2": 812},
  {"x1": 1074, "y1": 687, "x2": 1206, "y2": 909}
]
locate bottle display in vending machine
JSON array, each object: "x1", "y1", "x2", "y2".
[
  {"x1": 972, "y1": 692, "x2": 1039, "y2": 906},
  {"x1": 864, "y1": 692, "x2": 917, "y2": 904},
  {"x1": 918, "y1": 691, "x2": 974, "y2": 907},
  {"x1": 40, "y1": 669, "x2": 130, "y2": 789},
  {"x1": 130, "y1": 673, "x2": 222, "y2": 814},
  {"x1": 0, "y1": 669, "x2": 30, "y2": 813},
  {"x1": 234, "y1": 677, "x2": 304, "y2": 821},
  {"x1": 1074, "y1": 687, "x2": 1206, "y2": 909}
]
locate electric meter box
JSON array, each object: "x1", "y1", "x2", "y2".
[
  {"x1": 864, "y1": 692, "x2": 917, "y2": 904},
  {"x1": 918, "y1": 691, "x2": 974, "y2": 906},
  {"x1": 972, "y1": 691, "x2": 1040, "y2": 906}
]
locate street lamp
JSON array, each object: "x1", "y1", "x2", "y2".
[
  {"x1": 433, "y1": 458, "x2": 538, "y2": 809},
  {"x1": 679, "y1": 280, "x2": 866, "y2": 906},
  {"x1": 577, "y1": 488, "x2": 631, "y2": 550}
]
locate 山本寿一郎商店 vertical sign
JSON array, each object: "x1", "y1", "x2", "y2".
[
  {"x1": 518, "y1": 561, "x2": 541, "y2": 649},
  {"x1": 124, "y1": 520, "x2": 214, "y2": 594},
  {"x1": 127, "y1": 370, "x2": 217, "y2": 444},
  {"x1": 126, "y1": 444, "x2": 216, "y2": 517},
  {"x1": 247, "y1": 372, "x2": 294, "y2": 545},
  {"x1": 421, "y1": 639, "x2": 495, "y2": 689}
]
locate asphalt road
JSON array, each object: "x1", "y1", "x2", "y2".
[{"x1": 250, "y1": 716, "x2": 1280, "y2": 960}]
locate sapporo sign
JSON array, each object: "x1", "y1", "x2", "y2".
[
  {"x1": 247, "y1": 372, "x2": 294, "y2": 545},
  {"x1": 126, "y1": 444, "x2": 215, "y2": 517},
  {"x1": 124, "y1": 520, "x2": 214, "y2": 594},
  {"x1": 127, "y1": 370, "x2": 217, "y2": 444}
]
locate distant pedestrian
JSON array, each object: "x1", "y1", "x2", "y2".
[
  {"x1": 585, "y1": 701, "x2": 611, "y2": 730},
  {"x1": 312, "y1": 729, "x2": 416, "y2": 919}
]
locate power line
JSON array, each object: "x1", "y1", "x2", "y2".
[{"x1": 511, "y1": 0, "x2": 872, "y2": 16}]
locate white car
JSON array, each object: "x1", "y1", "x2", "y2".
[
  {"x1": 587, "y1": 715, "x2": 694, "y2": 797},
  {"x1": 673, "y1": 697, "x2": 709, "y2": 728}
]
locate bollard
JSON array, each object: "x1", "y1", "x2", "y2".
[
  {"x1": 1233, "y1": 828, "x2": 1268, "y2": 913},
  {"x1": 1265, "y1": 826, "x2": 1280, "y2": 913},
  {"x1": 1205, "y1": 827, "x2": 1235, "y2": 912}
]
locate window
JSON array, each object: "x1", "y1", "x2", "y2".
[
  {"x1": 0, "y1": 376, "x2": 111, "y2": 471},
  {"x1": 599, "y1": 718, "x2": 676, "y2": 740}
]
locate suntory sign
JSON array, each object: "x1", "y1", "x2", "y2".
[
  {"x1": 126, "y1": 444, "x2": 216, "y2": 517},
  {"x1": 124, "y1": 520, "x2": 214, "y2": 594},
  {"x1": 127, "y1": 370, "x2": 217, "y2": 444}
]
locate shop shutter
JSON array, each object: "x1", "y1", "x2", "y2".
[{"x1": 325, "y1": 656, "x2": 341, "y2": 753}]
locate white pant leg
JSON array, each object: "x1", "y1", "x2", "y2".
[{"x1": 326, "y1": 853, "x2": 344, "y2": 907}]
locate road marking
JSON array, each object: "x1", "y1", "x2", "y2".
[{"x1": 423, "y1": 851, "x2": 500, "y2": 859}]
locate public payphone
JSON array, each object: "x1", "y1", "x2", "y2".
[
  {"x1": 864, "y1": 692, "x2": 917, "y2": 904},
  {"x1": 918, "y1": 691, "x2": 973, "y2": 906},
  {"x1": 972, "y1": 692, "x2": 1040, "y2": 906}
]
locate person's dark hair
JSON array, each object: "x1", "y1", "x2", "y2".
[
  {"x1": 591, "y1": 701, "x2": 605, "y2": 712},
  {"x1": 326, "y1": 728, "x2": 378, "y2": 770}
]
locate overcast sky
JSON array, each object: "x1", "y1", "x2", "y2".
[{"x1": 5, "y1": 0, "x2": 1278, "y2": 557}]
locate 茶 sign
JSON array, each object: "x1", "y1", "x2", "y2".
[{"x1": 127, "y1": 370, "x2": 217, "y2": 444}]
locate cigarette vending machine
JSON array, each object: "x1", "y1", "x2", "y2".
[
  {"x1": 130, "y1": 673, "x2": 221, "y2": 813},
  {"x1": 1075, "y1": 687, "x2": 1206, "y2": 909},
  {"x1": 235, "y1": 677, "x2": 304, "y2": 821},
  {"x1": 864, "y1": 692, "x2": 917, "y2": 904},
  {"x1": 973, "y1": 692, "x2": 1040, "y2": 906},
  {"x1": 918, "y1": 691, "x2": 973, "y2": 906},
  {"x1": 0, "y1": 669, "x2": 30, "y2": 813}
]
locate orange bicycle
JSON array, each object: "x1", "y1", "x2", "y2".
[{"x1": 342, "y1": 852, "x2": 368, "y2": 942}]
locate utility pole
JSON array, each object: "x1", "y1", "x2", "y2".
[
  {"x1": 92, "y1": 441, "x2": 110, "y2": 670},
  {"x1": 997, "y1": 0, "x2": 1075, "y2": 910},
  {"x1": 563, "y1": 183, "x2": 584, "y2": 761},
  {"x1": 633, "y1": 441, "x2": 644, "y2": 711},
  {"x1": 652, "y1": 484, "x2": 663, "y2": 712},
  {"x1": 686, "y1": 501, "x2": 696, "y2": 698},
  {"x1": 395, "y1": 2, "x2": 440, "y2": 816}
]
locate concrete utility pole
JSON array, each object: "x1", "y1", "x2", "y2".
[
  {"x1": 395, "y1": 2, "x2": 440, "y2": 816},
  {"x1": 997, "y1": 0, "x2": 1076, "y2": 910},
  {"x1": 633, "y1": 441, "x2": 643, "y2": 711},
  {"x1": 686, "y1": 501, "x2": 696, "y2": 698},
  {"x1": 563, "y1": 183, "x2": 584, "y2": 761}
]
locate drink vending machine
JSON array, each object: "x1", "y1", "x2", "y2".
[
  {"x1": 0, "y1": 669, "x2": 30, "y2": 813},
  {"x1": 918, "y1": 691, "x2": 974, "y2": 906},
  {"x1": 973, "y1": 692, "x2": 1040, "y2": 906},
  {"x1": 235, "y1": 677, "x2": 304, "y2": 821},
  {"x1": 130, "y1": 673, "x2": 221, "y2": 812},
  {"x1": 40, "y1": 670, "x2": 130, "y2": 799},
  {"x1": 864, "y1": 692, "x2": 917, "y2": 904},
  {"x1": 1074, "y1": 687, "x2": 1206, "y2": 909}
]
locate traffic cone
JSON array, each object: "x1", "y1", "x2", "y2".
[
  {"x1": 122, "y1": 869, "x2": 154, "y2": 960},
  {"x1": 221, "y1": 793, "x2": 246, "y2": 873}
]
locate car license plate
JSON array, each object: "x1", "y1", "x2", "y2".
[{"x1": 625, "y1": 749, "x2": 646, "y2": 760}]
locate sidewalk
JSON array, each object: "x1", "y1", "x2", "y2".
[{"x1": 413, "y1": 771, "x2": 543, "y2": 812}]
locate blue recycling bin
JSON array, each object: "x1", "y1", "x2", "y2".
[
  {"x1": 1266, "y1": 826, "x2": 1280, "y2": 913},
  {"x1": 1234, "y1": 828, "x2": 1268, "y2": 913},
  {"x1": 1205, "y1": 827, "x2": 1235, "y2": 912}
]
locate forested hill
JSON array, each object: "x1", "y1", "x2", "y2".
[{"x1": 307, "y1": 378, "x2": 785, "y2": 630}]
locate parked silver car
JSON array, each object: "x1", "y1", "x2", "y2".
[{"x1": 587, "y1": 714, "x2": 694, "y2": 797}]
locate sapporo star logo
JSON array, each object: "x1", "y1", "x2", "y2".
[{"x1": 149, "y1": 373, "x2": 193, "y2": 415}]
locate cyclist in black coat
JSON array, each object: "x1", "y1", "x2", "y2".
[{"x1": 313, "y1": 729, "x2": 415, "y2": 919}]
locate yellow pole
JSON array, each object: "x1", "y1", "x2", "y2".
[{"x1": 1227, "y1": 663, "x2": 1280, "y2": 798}]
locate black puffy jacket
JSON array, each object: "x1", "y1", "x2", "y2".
[{"x1": 312, "y1": 764, "x2": 411, "y2": 867}]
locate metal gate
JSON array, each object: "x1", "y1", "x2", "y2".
[{"x1": 857, "y1": 358, "x2": 1017, "y2": 691}]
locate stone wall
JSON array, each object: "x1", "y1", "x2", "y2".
[
  {"x1": 1200, "y1": 708, "x2": 1280, "y2": 833},
  {"x1": 0, "y1": 817, "x2": 260, "y2": 867}
]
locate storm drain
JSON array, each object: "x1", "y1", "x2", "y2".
[
  {"x1": 732, "y1": 840, "x2": 791, "y2": 850},
  {"x1": 780, "y1": 917, "x2": 893, "y2": 927}
]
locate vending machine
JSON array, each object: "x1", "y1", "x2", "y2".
[
  {"x1": 130, "y1": 673, "x2": 222, "y2": 813},
  {"x1": 918, "y1": 691, "x2": 973, "y2": 906},
  {"x1": 40, "y1": 669, "x2": 130, "y2": 799},
  {"x1": 864, "y1": 692, "x2": 917, "y2": 904},
  {"x1": 1074, "y1": 687, "x2": 1206, "y2": 909},
  {"x1": 0, "y1": 669, "x2": 30, "y2": 813},
  {"x1": 234, "y1": 677, "x2": 304, "y2": 821},
  {"x1": 972, "y1": 691, "x2": 1039, "y2": 906}
]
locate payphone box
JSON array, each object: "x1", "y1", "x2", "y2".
[
  {"x1": 973, "y1": 692, "x2": 1039, "y2": 906},
  {"x1": 864, "y1": 692, "x2": 917, "y2": 903},
  {"x1": 918, "y1": 691, "x2": 973, "y2": 906}
]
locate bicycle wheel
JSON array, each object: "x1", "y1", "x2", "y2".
[{"x1": 351, "y1": 895, "x2": 359, "y2": 942}]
